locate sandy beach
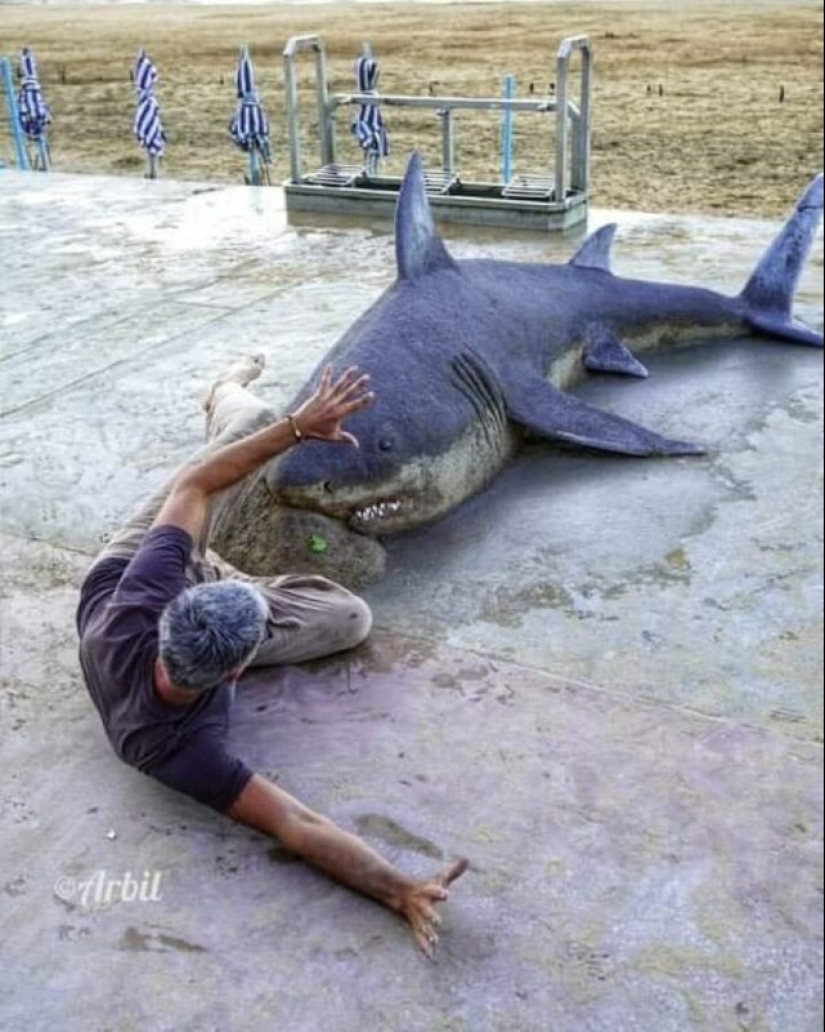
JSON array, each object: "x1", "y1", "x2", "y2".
[{"x1": 1, "y1": 0, "x2": 823, "y2": 218}]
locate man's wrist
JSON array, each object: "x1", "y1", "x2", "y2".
[{"x1": 285, "y1": 413, "x2": 304, "y2": 444}]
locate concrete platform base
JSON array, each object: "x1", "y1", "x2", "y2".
[{"x1": 0, "y1": 171, "x2": 822, "y2": 1032}]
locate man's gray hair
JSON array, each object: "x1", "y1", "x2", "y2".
[{"x1": 158, "y1": 581, "x2": 269, "y2": 692}]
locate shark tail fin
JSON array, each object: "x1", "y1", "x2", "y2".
[
  {"x1": 395, "y1": 152, "x2": 458, "y2": 282},
  {"x1": 741, "y1": 172, "x2": 824, "y2": 347}
]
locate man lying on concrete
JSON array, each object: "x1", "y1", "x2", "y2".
[{"x1": 76, "y1": 355, "x2": 466, "y2": 957}]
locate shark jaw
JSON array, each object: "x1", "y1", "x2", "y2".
[
  {"x1": 273, "y1": 418, "x2": 520, "y2": 537},
  {"x1": 274, "y1": 480, "x2": 425, "y2": 537}
]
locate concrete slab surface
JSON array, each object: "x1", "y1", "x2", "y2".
[{"x1": 0, "y1": 171, "x2": 823, "y2": 1032}]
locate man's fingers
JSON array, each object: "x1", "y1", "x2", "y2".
[
  {"x1": 421, "y1": 903, "x2": 443, "y2": 927},
  {"x1": 412, "y1": 920, "x2": 438, "y2": 959},
  {"x1": 412, "y1": 921, "x2": 433, "y2": 958},
  {"x1": 330, "y1": 366, "x2": 361, "y2": 397},
  {"x1": 325, "y1": 391, "x2": 374, "y2": 427},
  {"x1": 318, "y1": 364, "x2": 333, "y2": 395},
  {"x1": 333, "y1": 372, "x2": 371, "y2": 405},
  {"x1": 403, "y1": 859, "x2": 468, "y2": 959},
  {"x1": 342, "y1": 391, "x2": 375, "y2": 415},
  {"x1": 438, "y1": 857, "x2": 470, "y2": 888}
]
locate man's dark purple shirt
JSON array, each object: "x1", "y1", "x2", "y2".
[{"x1": 76, "y1": 525, "x2": 253, "y2": 813}]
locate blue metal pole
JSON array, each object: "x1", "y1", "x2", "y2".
[
  {"x1": 502, "y1": 74, "x2": 515, "y2": 184},
  {"x1": 37, "y1": 137, "x2": 50, "y2": 172},
  {"x1": 0, "y1": 57, "x2": 31, "y2": 170}
]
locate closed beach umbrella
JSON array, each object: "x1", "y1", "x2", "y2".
[
  {"x1": 228, "y1": 46, "x2": 272, "y2": 185},
  {"x1": 17, "y1": 47, "x2": 52, "y2": 170},
  {"x1": 133, "y1": 50, "x2": 166, "y2": 179},
  {"x1": 351, "y1": 44, "x2": 389, "y2": 176}
]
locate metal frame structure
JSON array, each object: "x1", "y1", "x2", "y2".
[{"x1": 282, "y1": 35, "x2": 592, "y2": 232}]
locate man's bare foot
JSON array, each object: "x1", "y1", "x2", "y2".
[
  {"x1": 400, "y1": 857, "x2": 469, "y2": 958},
  {"x1": 203, "y1": 353, "x2": 266, "y2": 413}
]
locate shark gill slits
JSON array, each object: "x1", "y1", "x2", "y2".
[{"x1": 451, "y1": 351, "x2": 508, "y2": 443}]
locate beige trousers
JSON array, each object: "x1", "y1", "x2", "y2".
[{"x1": 92, "y1": 377, "x2": 372, "y2": 666}]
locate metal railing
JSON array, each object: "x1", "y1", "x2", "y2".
[{"x1": 283, "y1": 35, "x2": 591, "y2": 201}]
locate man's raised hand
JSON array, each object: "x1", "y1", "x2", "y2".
[{"x1": 291, "y1": 365, "x2": 375, "y2": 447}]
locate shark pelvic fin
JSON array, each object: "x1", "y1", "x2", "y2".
[
  {"x1": 569, "y1": 223, "x2": 617, "y2": 272},
  {"x1": 741, "y1": 173, "x2": 824, "y2": 343},
  {"x1": 504, "y1": 377, "x2": 704, "y2": 457},
  {"x1": 584, "y1": 327, "x2": 649, "y2": 378},
  {"x1": 395, "y1": 152, "x2": 458, "y2": 282}
]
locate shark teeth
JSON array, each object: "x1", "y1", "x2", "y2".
[{"x1": 352, "y1": 499, "x2": 406, "y2": 524}]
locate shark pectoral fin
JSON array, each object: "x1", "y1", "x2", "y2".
[
  {"x1": 505, "y1": 380, "x2": 705, "y2": 457},
  {"x1": 583, "y1": 328, "x2": 649, "y2": 378}
]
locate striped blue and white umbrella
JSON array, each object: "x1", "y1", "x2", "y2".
[
  {"x1": 18, "y1": 47, "x2": 52, "y2": 170},
  {"x1": 228, "y1": 46, "x2": 272, "y2": 185},
  {"x1": 351, "y1": 44, "x2": 389, "y2": 176},
  {"x1": 133, "y1": 50, "x2": 166, "y2": 178}
]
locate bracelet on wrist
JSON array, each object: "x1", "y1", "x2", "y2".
[{"x1": 286, "y1": 414, "x2": 304, "y2": 444}]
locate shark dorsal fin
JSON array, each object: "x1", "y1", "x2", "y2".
[
  {"x1": 395, "y1": 152, "x2": 457, "y2": 281},
  {"x1": 569, "y1": 224, "x2": 618, "y2": 272}
]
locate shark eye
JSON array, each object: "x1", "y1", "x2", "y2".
[{"x1": 378, "y1": 437, "x2": 394, "y2": 453}]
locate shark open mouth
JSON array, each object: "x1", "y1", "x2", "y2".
[{"x1": 348, "y1": 496, "x2": 415, "y2": 531}]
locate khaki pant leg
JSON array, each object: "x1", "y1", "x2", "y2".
[
  {"x1": 91, "y1": 382, "x2": 274, "y2": 568},
  {"x1": 199, "y1": 549, "x2": 373, "y2": 665}
]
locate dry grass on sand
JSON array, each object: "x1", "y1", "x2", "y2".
[{"x1": 1, "y1": 0, "x2": 823, "y2": 219}]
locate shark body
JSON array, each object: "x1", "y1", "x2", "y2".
[{"x1": 259, "y1": 154, "x2": 822, "y2": 544}]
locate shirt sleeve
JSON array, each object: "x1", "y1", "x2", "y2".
[
  {"x1": 146, "y1": 727, "x2": 254, "y2": 814},
  {"x1": 111, "y1": 524, "x2": 194, "y2": 617}
]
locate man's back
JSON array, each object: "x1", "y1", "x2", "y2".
[{"x1": 76, "y1": 524, "x2": 252, "y2": 811}]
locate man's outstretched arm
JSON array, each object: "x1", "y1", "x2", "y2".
[
  {"x1": 229, "y1": 773, "x2": 468, "y2": 957},
  {"x1": 152, "y1": 365, "x2": 374, "y2": 541}
]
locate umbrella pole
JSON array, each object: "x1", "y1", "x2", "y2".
[
  {"x1": 248, "y1": 145, "x2": 259, "y2": 186},
  {"x1": 147, "y1": 152, "x2": 158, "y2": 179},
  {"x1": 0, "y1": 57, "x2": 30, "y2": 171},
  {"x1": 36, "y1": 134, "x2": 50, "y2": 171},
  {"x1": 502, "y1": 74, "x2": 515, "y2": 185}
]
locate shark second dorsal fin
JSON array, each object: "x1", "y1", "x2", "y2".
[
  {"x1": 569, "y1": 223, "x2": 618, "y2": 272},
  {"x1": 395, "y1": 152, "x2": 457, "y2": 282}
]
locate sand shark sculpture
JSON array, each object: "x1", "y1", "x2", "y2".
[{"x1": 213, "y1": 153, "x2": 823, "y2": 583}]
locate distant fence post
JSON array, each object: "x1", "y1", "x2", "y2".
[{"x1": 0, "y1": 57, "x2": 31, "y2": 170}]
